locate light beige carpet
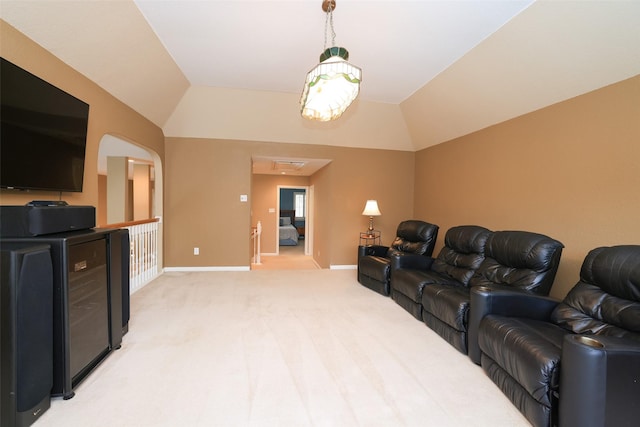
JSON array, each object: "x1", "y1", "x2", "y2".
[
  {"x1": 36, "y1": 270, "x2": 529, "y2": 427},
  {"x1": 252, "y1": 243, "x2": 319, "y2": 270}
]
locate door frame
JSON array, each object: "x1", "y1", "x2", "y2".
[{"x1": 276, "y1": 185, "x2": 312, "y2": 256}]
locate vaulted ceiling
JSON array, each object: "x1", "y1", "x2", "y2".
[{"x1": 2, "y1": 1, "x2": 639, "y2": 152}]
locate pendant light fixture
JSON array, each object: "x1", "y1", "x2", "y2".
[{"x1": 300, "y1": 0, "x2": 362, "y2": 121}]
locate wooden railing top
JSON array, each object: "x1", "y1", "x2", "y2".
[{"x1": 102, "y1": 217, "x2": 160, "y2": 229}]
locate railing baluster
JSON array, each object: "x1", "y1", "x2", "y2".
[
  {"x1": 105, "y1": 218, "x2": 160, "y2": 295},
  {"x1": 251, "y1": 221, "x2": 262, "y2": 265}
]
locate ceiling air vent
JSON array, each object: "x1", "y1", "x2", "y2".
[{"x1": 272, "y1": 160, "x2": 306, "y2": 171}]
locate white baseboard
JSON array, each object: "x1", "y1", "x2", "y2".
[
  {"x1": 164, "y1": 265, "x2": 354, "y2": 272},
  {"x1": 329, "y1": 264, "x2": 357, "y2": 270},
  {"x1": 164, "y1": 266, "x2": 251, "y2": 272}
]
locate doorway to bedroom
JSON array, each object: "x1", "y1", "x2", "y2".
[
  {"x1": 250, "y1": 184, "x2": 318, "y2": 270},
  {"x1": 251, "y1": 156, "x2": 331, "y2": 270},
  {"x1": 276, "y1": 185, "x2": 310, "y2": 257}
]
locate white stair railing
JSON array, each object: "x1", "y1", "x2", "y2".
[
  {"x1": 123, "y1": 218, "x2": 160, "y2": 293},
  {"x1": 251, "y1": 221, "x2": 262, "y2": 265}
]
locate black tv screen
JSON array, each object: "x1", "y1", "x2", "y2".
[{"x1": 1, "y1": 57, "x2": 89, "y2": 193}]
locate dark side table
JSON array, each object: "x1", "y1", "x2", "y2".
[{"x1": 359, "y1": 230, "x2": 381, "y2": 246}]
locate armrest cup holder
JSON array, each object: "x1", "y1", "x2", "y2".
[{"x1": 573, "y1": 335, "x2": 605, "y2": 348}]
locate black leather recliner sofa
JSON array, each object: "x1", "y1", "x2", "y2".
[
  {"x1": 390, "y1": 225, "x2": 492, "y2": 321},
  {"x1": 392, "y1": 229, "x2": 564, "y2": 359},
  {"x1": 470, "y1": 245, "x2": 640, "y2": 427},
  {"x1": 357, "y1": 220, "x2": 438, "y2": 296}
]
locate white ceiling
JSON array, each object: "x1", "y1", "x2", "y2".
[
  {"x1": 2, "y1": 0, "x2": 640, "y2": 158},
  {"x1": 132, "y1": 0, "x2": 534, "y2": 104},
  {"x1": 0, "y1": 0, "x2": 546, "y2": 121}
]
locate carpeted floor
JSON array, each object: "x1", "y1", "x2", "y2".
[
  {"x1": 252, "y1": 242, "x2": 319, "y2": 270},
  {"x1": 36, "y1": 269, "x2": 529, "y2": 427}
]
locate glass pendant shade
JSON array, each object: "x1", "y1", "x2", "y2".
[{"x1": 301, "y1": 47, "x2": 361, "y2": 121}]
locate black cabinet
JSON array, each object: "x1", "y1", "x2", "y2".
[
  {"x1": 67, "y1": 237, "x2": 110, "y2": 386},
  {"x1": 3, "y1": 228, "x2": 129, "y2": 399}
]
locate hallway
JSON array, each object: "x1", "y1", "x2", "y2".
[{"x1": 252, "y1": 242, "x2": 319, "y2": 270}]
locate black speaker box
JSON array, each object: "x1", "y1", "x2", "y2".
[
  {"x1": 114, "y1": 229, "x2": 130, "y2": 334},
  {"x1": 1, "y1": 244, "x2": 54, "y2": 427},
  {"x1": 0, "y1": 205, "x2": 95, "y2": 237}
]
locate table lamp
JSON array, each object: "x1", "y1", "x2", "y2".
[{"x1": 362, "y1": 200, "x2": 381, "y2": 234}]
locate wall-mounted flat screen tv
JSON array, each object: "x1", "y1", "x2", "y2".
[{"x1": 1, "y1": 57, "x2": 90, "y2": 193}]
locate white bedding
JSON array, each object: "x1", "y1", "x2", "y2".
[{"x1": 279, "y1": 224, "x2": 299, "y2": 245}]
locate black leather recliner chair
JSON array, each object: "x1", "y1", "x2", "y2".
[
  {"x1": 424, "y1": 230, "x2": 564, "y2": 354},
  {"x1": 471, "y1": 245, "x2": 640, "y2": 427},
  {"x1": 357, "y1": 220, "x2": 438, "y2": 296},
  {"x1": 391, "y1": 225, "x2": 492, "y2": 321}
]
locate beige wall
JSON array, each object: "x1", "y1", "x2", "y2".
[
  {"x1": 97, "y1": 175, "x2": 107, "y2": 226},
  {"x1": 164, "y1": 138, "x2": 252, "y2": 267},
  {"x1": 0, "y1": 21, "x2": 165, "y2": 213},
  {"x1": 97, "y1": 176, "x2": 152, "y2": 227},
  {"x1": 414, "y1": 75, "x2": 640, "y2": 299},
  {"x1": 163, "y1": 86, "x2": 415, "y2": 151},
  {"x1": 165, "y1": 138, "x2": 415, "y2": 268},
  {"x1": 309, "y1": 163, "x2": 331, "y2": 268}
]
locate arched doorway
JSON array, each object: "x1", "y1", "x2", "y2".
[{"x1": 97, "y1": 134, "x2": 161, "y2": 225}]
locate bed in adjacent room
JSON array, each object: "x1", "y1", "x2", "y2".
[{"x1": 279, "y1": 209, "x2": 299, "y2": 246}]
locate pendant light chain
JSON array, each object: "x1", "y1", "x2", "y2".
[{"x1": 323, "y1": 3, "x2": 336, "y2": 50}]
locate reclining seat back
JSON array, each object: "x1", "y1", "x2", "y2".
[
  {"x1": 469, "y1": 230, "x2": 564, "y2": 295},
  {"x1": 388, "y1": 220, "x2": 439, "y2": 258},
  {"x1": 358, "y1": 220, "x2": 438, "y2": 296},
  {"x1": 418, "y1": 226, "x2": 493, "y2": 352},
  {"x1": 431, "y1": 226, "x2": 493, "y2": 285},
  {"x1": 551, "y1": 245, "x2": 640, "y2": 341},
  {"x1": 391, "y1": 225, "x2": 490, "y2": 321}
]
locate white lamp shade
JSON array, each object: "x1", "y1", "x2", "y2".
[{"x1": 362, "y1": 200, "x2": 381, "y2": 216}]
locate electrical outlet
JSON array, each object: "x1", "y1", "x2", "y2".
[{"x1": 194, "y1": 247, "x2": 199, "y2": 255}]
